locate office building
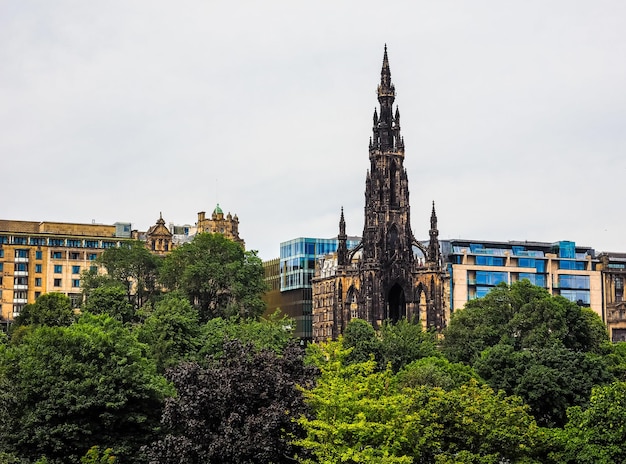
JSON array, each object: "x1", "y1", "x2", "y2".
[
  {"x1": 0, "y1": 219, "x2": 135, "y2": 324},
  {"x1": 263, "y1": 236, "x2": 359, "y2": 341}
]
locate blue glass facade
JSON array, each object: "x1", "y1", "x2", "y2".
[
  {"x1": 279, "y1": 237, "x2": 360, "y2": 292},
  {"x1": 447, "y1": 239, "x2": 598, "y2": 307}
]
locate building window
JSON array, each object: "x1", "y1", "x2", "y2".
[
  {"x1": 559, "y1": 260, "x2": 585, "y2": 271},
  {"x1": 15, "y1": 263, "x2": 27, "y2": 272},
  {"x1": 35, "y1": 250, "x2": 42, "y2": 260},
  {"x1": 85, "y1": 240, "x2": 98, "y2": 248},
  {"x1": 52, "y1": 251, "x2": 63, "y2": 259},
  {"x1": 30, "y1": 237, "x2": 46, "y2": 246},
  {"x1": 54, "y1": 265, "x2": 63, "y2": 273},
  {"x1": 615, "y1": 276, "x2": 624, "y2": 302},
  {"x1": 88, "y1": 253, "x2": 97, "y2": 261},
  {"x1": 70, "y1": 252, "x2": 81, "y2": 260},
  {"x1": 35, "y1": 278, "x2": 42, "y2": 287},
  {"x1": 475, "y1": 271, "x2": 508, "y2": 286},
  {"x1": 35, "y1": 264, "x2": 42, "y2": 273},
  {"x1": 35, "y1": 291, "x2": 41, "y2": 299},
  {"x1": 13, "y1": 237, "x2": 27, "y2": 245},
  {"x1": 54, "y1": 278, "x2": 62, "y2": 287},
  {"x1": 475, "y1": 256, "x2": 505, "y2": 266},
  {"x1": 67, "y1": 239, "x2": 82, "y2": 248},
  {"x1": 15, "y1": 249, "x2": 28, "y2": 258},
  {"x1": 50, "y1": 239, "x2": 65, "y2": 247},
  {"x1": 559, "y1": 275, "x2": 590, "y2": 290},
  {"x1": 0, "y1": 249, "x2": 4, "y2": 258},
  {"x1": 519, "y1": 273, "x2": 546, "y2": 287},
  {"x1": 72, "y1": 265, "x2": 81, "y2": 274},
  {"x1": 72, "y1": 279, "x2": 80, "y2": 288},
  {"x1": 560, "y1": 289, "x2": 590, "y2": 305},
  {"x1": 69, "y1": 293, "x2": 82, "y2": 308},
  {"x1": 0, "y1": 263, "x2": 3, "y2": 272}
]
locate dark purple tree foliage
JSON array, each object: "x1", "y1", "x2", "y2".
[{"x1": 146, "y1": 340, "x2": 316, "y2": 464}]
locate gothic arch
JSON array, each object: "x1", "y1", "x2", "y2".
[
  {"x1": 387, "y1": 282, "x2": 406, "y2": 323},
  {"x1": 347, "y1": 241, "x2": 363, "y2": 263},
  {"x1": 345, "y1": 285, "x2": 359, "y2": 320},
  {"x1": 411, "y1": 238, "x2": 429, "y2": 257}
]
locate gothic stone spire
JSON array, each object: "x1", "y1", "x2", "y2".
[{"x1": 373, "y1": 45, "x2": 403, "y2": 152}]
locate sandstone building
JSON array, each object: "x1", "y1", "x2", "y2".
[{"x1": 0, "y1": 204, "x2": 244, "y2": 327}]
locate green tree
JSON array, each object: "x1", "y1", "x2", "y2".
[
  {"x1": 442, "y1": 281, "x2": 608, "y2": 364},
  {"x1": 342, "y1": 318, "x2": 382, "y2": 364},
  {"x1": 475, "y1": 345, "x2": 613, "y2": 427},
  {"x1": 82, "y1": 285, "x2": 134, "y2": 324},
  {"x1": 343, "y1": 318, "x2": 440, "y2": 372},
  {"x1": 135, "y1": 293, "x2": 202, "y2": 372},
  {"x1": 0, "y1": 313, "x2": 171, "y2": 463},
  {"x1": 160, "y1": 233, "x2": 266, "y2": 321},
  {"x1": 411, "y1": 380, "x2": 548, "y2": 463},
  {"x1": 550, "y1": 381, "x2": 626, "y2": 463},
  {"x1": 298, "y1": 339, "x2": 548, "y2": 463},
  {"x1": 12, "y1": 293, "x2": 75, "y2": 330},
  {"x1": 395, "y1": 356, "x2": 480, "y2": 391},
  {"x1": 441, "y1": 280, "x2": 613, "y2": 427},
  {"x1": 84, "y1": 241, "x2": 161, "y2": 309},
  {"x1": 198, "y1": 311, "x2": 295, "y2": 359},
  {"x1": 297, "y1": 340, "x2": 414, "y2": 463},
  {"x1": 80, "y1": 447, "x2": 116, "y2": 464},
  {"x1": 379, "y1": 319, "x2": 440, "y2": 372}
]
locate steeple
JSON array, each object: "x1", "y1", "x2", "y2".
[
  {"x1": 362, "y1": 45, "x2": 413, "y2": 268},
  {"x1": 337, "y1": 207, "x2": 348, "y2": 266},
  {"x1": 378, "y1": 44, "x2": 393, "y2": 97},
  {"x1": 427, "y1": 201, "x2": 441, "y2": 264},
  {"x1": 372, "y1": 45, "x2": 403, "y2": 152}
]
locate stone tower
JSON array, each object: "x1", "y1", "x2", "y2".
[
  {"x1": 312, "y1": 46, "x2": 449, "y2": 342},
  {"x1": 197, "y1": 204, "x2": 245, "y2": 248}
]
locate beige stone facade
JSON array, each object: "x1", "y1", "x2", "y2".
[
  {"x1": 0, "y1": 207, "x2": 246, "y2": 327},
  {"x1": 597, "y1": 252, "x2": 626, "y2": 341},
  {"x1": 0, "y1": 220, "x2": 134, "y2": 323},
  {"x1": 145, "y1": 213, "x2": 173, "y2": 255},
  {"x1": 197, "y1": 204, "x2": 244, "y2": 247}
]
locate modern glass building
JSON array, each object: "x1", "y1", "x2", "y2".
[
  {"x1": 444, "y1": 239, "x2": 602, "y2": 319},
  {"x1": 279, "y1": 237, "x2": 360, "y2": 292},
  {"x1": 264, "y1": 236, "x2": 360, "y2": 341}
]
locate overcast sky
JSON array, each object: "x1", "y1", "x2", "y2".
[{"x1": 2, "y1": 1, "x2": 625, "y2": 260}]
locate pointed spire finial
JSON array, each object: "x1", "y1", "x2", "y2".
[
  {"x1": 431, "y1": 201, "x2": 437, "y2": 228},
  {"x1": 337, "y1": 207, "x2": 348, "y2": 265},
  {"x1": 339, "y1": 207, "x2": 346, "y2": 235},
  {"x1": 381, "y1": 45, "x2": 391, "y2": 88}
]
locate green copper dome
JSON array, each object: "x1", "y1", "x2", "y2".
[{"x1": 213, "y1": 203, "x2": 223, "y2": 215}]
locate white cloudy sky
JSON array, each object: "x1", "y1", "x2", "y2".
[{"x1": 2, "y1": 1, "x2": 625, "y2": 260}]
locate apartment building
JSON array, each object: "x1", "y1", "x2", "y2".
[{"x1": 0, "y1": 219, "x2": 134, "y2": 325}]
